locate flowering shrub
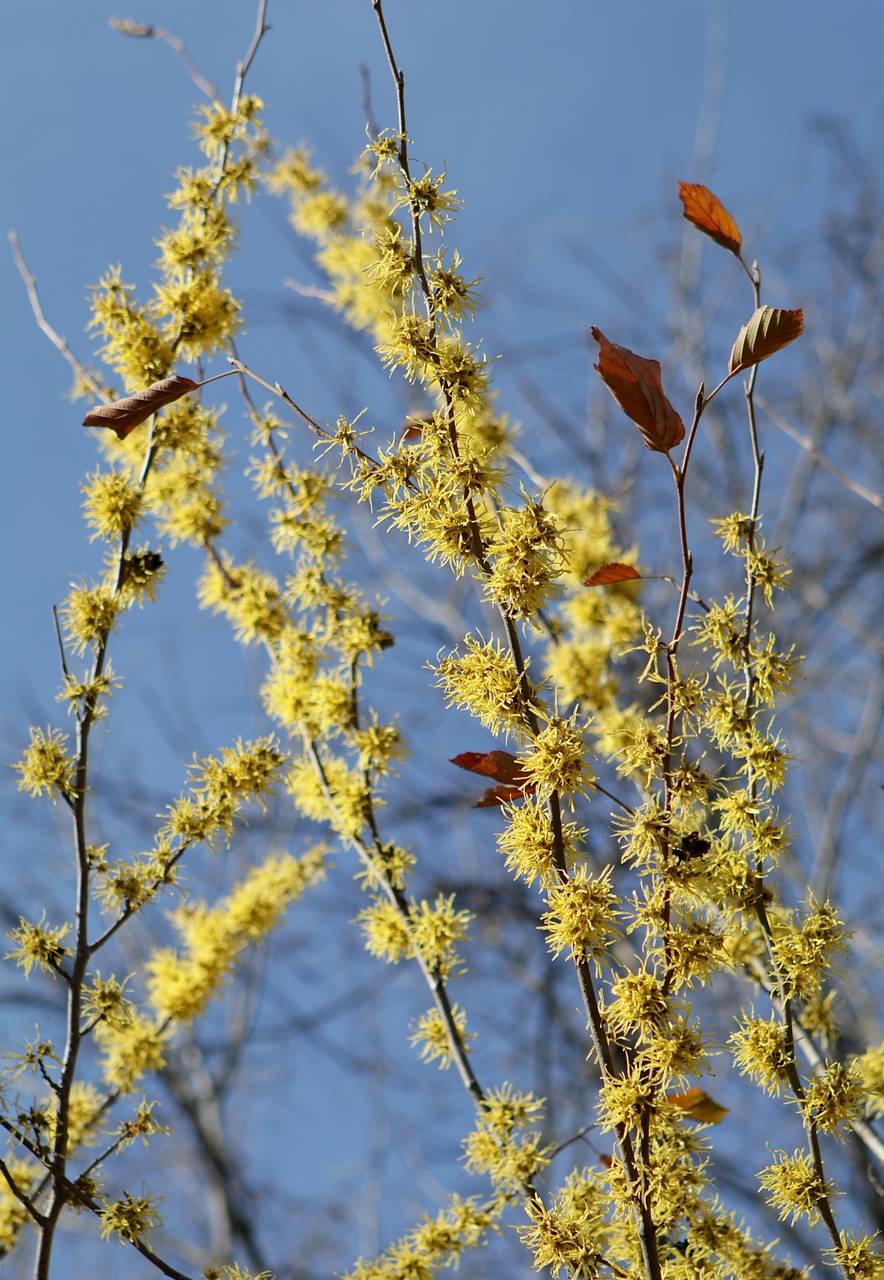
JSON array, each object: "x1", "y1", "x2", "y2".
[{"x1": 3, "y1": 5, "x2": 882, "y2": 1279}]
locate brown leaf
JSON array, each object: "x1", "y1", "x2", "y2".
[
  {"x1": 667, "y1": 1087, "x2": 729, "y2": 1125},
  {"x1": 402, "y1": 410, "x2": 434, "y2": 442},
  {"x1": 678, "y1": 182, "x2": 742, "y2": 255},
  {"x1": 592, "y1": 328, "x2": 685, "y2": 453},
  {"x1": 82, "y1": 375, "x2": 200, "y2": 440},
  {"x1": 474, "y1": 782, "x2": 537, "y2": 809},
  {"x1": 728, "y1": 307, "x2": 804, "y2": 376},
  {"x1": 451, "y1": 750, "x2": 535, "y2": 807},
  {"x1": 450, "y1": 750, "x2": 527, "y2": 785},
  {"x1": 584, "y1": 563, "x2": 641, "y2": 588}
]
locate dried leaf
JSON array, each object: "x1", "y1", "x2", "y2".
[
  {"x1": 402, "y1": 410, "x2": 434, "y2": 442},
  {"x1": 109, "y1": 17, "x2": 154, "y2": 37},
  {"x1": 451, "y1": 750, "x2": 535, "y2": 807},
  {"x1": 584, "y1": 563, "x2": 641, "y2": 588},
  {"x1": 729, "y1": 307, "x2": 804, "y2": 376},
  {"x1": 678, "y1": 182, "x2": 742, "y2": 255},
  {"x1": 82, "y1": 375, "x2": 200, "y2": 440},
  {"x1": 592, "y1": 328, "x2": 685, "y2": 453},
  {"x1": 667, "y1": 1087, "x2": 729, "y2": 1125},
  {"x1": 450, "y1": 750, "x2": 526, "y2": 785},
  {"x1": 474, "y1": 782, "x2": 536, "y2": 809}
]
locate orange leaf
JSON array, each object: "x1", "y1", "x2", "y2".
[
  {"x1": 82, "y1": 374, "x2": 200, "y2": 440},
  {"x1": 450, "y1": 750, "x2": 527, "y2": 785},
  {"x1": 584, "y1": 563, "x2": 641, "y2": 588},
  {"x1": 591, "y1": 328, "x2": 685, "y2": 453},
  {"x1": 728, "y1": 307, "x2": 804, "y2": 376},
  {"x1": 678, "y1": 182, "x2": 742, "y2": 256},
  {"x1": 451, "y1": 750, "x2": 535, "y2": 807},
  {"x1": 667, "y1": 1087, "x2": 729, "y2": 1125}
]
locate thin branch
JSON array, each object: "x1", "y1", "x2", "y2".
[
  {"x1": 88, "y1": 841, "x2": 192, "y2": 954},
  {"x1": 732, "y1": 254, "x2": 851, "y2": 1271},
  {"x1": 745, "y1": 955, "x2": 884, "y2": 1170},
  {"x1": 227, "y1": 354, "x2": 383, "y2": 476},
  {"x1": 232, "y1": 0, "x2": 270, "y2": 113},
  {"x1": 0, "y1": 1156, "x2": 46, "y2": 1228},
  {"x1": 109, "y1": 17, "x2": 221, "y2": 102},
  {"x1": 35, "y1": 412, "x2": 160, "y2": 1279},
  {"x1": 813, "y1": 665, "x2": 884, "y2": 897},
  {"x1": 756, "y1": 394, "x2": 884, "y2": 515},
  {"x1": 12, "y1": 8, "x2": 273, "y2": 1276},
  {"x1": 8, "y1": 231, "x2": 109, "y2": 401},
  {"x1": 51, "y1": 606, "x2": 71, "y2": 682},
  {"x1": 358, "y1": 62, "x2": 380, "y2": 138},
  {"x1": 546, "y1": 1123, "x2": 597, "y2": 1161}
]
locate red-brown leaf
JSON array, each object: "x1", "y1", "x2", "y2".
[
  {"x1": 728, "y1": 307, "x2": 804, "y2": 376},
  {"x1": 591, "y1": 328, "x2": 685, "y2": 453},
  {"x1": 584, "y1": 563, "x2": 641, "y2": 588},
  {"x1": 451, "y1": 751, "x2": 536, "y2": 807},
  {"x1": 474, "y1": 782, "x2": 537, "y2": 809},
  {"x1": 82, "y1": 375, "x2": 200, "y2": 440},
  {"x1": 678, "y1": 182, "x2": 742, "y2": 255},
  {"x1": 450, "y1": 750, "x2": 526, "y2": 785}
]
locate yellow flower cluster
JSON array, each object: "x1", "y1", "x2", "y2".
[
  {"x1": 161, "y1": 736, "x2": 284, "y2": 847},
  {"x1": 462, "y1": 1086, "x2": 548, "y2": 1194},
  {"x1": 13, "y1": 727, "x2": 75, "y2": 801},
  {"x1": 345, "y1": 1194, "x2": 502, "y2": 1280},
  {"x1": 147, "y1": 848, "x2": 325, "y2": 1021},
  {"x1": 410, "y1": 1004, "x2": 474, "y2": 1069},
  {"x1": 517, "y1": 1172, "x2": 609, "y2": 1280},
  {"x1": 358, "y1": 893, "x2": 473, "y2": 979},
  {"x1": 0, "y1": 1159, "x2": 36, "y2": 1253}
]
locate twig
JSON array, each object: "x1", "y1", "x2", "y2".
[
  {"x1": 34, "y1": 413, "x2": 160, "y2": 1279},
  {"x1": 51, "y1": 606, "x2": 71, "y2": 681},
  {"x1": 0, "y1": 1156, "x2": 46, "y2": 1228},
  {"x1": 88, "y1": 841, "x2": 192, "y2": 954},
  {"x1": 162, "y1": 1047, "x2": 270, "y2": 1271},
  {"x1": 546, "y1": 1123, "x2": 597, "y2": 1161},
  {"x1": 109, "y1": 17, "x2": 221, "y2": 102},
  {"x1": 209, "y1": 0, "x2": 270, "y2": 201},
  {"x1": 8, "y1": 231, "x2": 109, "y2": 401},
  {"x1": 813, "y1": 665, "x2": 884, "y2": 897},
  {"x1": 756, "y1": 394, "x2": 884, "y2": 515},
  {"x1": 359, "y1": 62, "x2": 380, "y2": 138},
  {"x1": 659, "y1": 382, "x2": 712, "y2": 990},
  {"x1": 284, "y1": 277, "x2": 337, "y2": 304},
  {"x1": 227, "y1": 354, "x2": 383, "y2": 475},
  {"x1": 232, "y1": 0, "x2": 270, "y2": 113},
  {"x1": 746, "y1": 957, "x2": 884, "y2": 1169},
  {"x1": 732, "y1": 255, "x2": 851, "y2": 1271}
]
